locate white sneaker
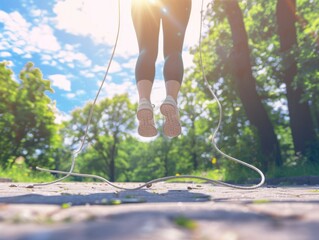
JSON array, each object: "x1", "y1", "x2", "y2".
[
  {"x1": 160, "y1": 95, "x2": 181, "y2": 138},
  {"x1": 137, "y1": 98, "x2": 157, "y2": 137}
]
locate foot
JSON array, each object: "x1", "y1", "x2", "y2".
[
  {"x1": 137, "y1": 98, "x2": 157, "y2": 137},
  {"x1": 160, "y1": 96, "x2": 181, "y2": 138}
]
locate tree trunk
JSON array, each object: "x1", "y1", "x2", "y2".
[
  {"x1": 276, "y1": 0, "x2": 316, "y2": 157},
  {"x1": 223, "y1": 0, "x2": 282, "y2": 170},
  {"x1": 109, "y1": 134, "x2": 118, "y2": 182},
  {"x1": 191, "y1": 121, "x2": 198, "y2": 170},
  {"x1": 164, "y1": 153, "x2": 169, "y2": 176},
  {"x1": 163, "y1": 139, "x2": 170, "y2": 176}
]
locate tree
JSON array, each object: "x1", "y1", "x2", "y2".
[
  {"x1": 0, "y1": 62, "x2": 58, "y2": 169},
  {"x1": 221, "y1": 0, "x2": 282, "y2": 170},
  {"x1": 276, "y1": 0, "x2": 316, "y2": 157},
  {"x1": 296, "y1": 0, "x2": 319, "y2": 132},
  {"x1": 0, "y1": 62, "x2": 17, "y2": 167},
  {"x1": 65, "y1": 94, "x2": 136, "y2": 182},
  {"x1": 179, "y1": 77, "x2": 217, "y2": 171}
]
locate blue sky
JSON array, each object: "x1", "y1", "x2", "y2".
[{"x1": 0, "y1": 0, "x2": 209, "y2": 122}]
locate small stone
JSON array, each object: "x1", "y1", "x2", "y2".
[{"x1": 101, "y1": 198, "x2": 108, "y2": 205}]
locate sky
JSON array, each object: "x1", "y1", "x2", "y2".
[{"x1": 0, "y1": 0, "x2": 210, "y2": 122}]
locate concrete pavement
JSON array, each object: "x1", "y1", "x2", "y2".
[{"x1": 0, "y1": 182, "x2": 318, "y2": 240}]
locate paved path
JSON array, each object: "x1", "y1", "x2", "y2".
[{"x1": 0, "y1": 182, "x2": 318, "y2": 240}]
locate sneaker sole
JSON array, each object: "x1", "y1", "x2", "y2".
[
  {"x1": 160, "y1": 103, "x2": 181, "y2": 138},
  {"x1": 137, "y1": 109, "x2": 157, "y2": 137}
]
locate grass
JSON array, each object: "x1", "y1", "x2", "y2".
[
  {"x1": 266, "y1": 162, "x2": 319, "y2": 179},
  {"x1": 222, "y1": 156, "x2": 319, "y2": 184},
  {"x1": 2, "y1": 157, "x2": 318, "y2": 184},
  {"x1": 167, "y1": 161, "x2": 319, "y2": 186},
  {"x1": 166, "y1": 169, "x2": 225, "y2": 184},
  {"x1": 0, "y1": 162, "x2": 55, "y2": 183}
]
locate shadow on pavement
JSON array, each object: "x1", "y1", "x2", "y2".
[{"x1": 0, "y1": 189, "x2": 211, "y2": 205}]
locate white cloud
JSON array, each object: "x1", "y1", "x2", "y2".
[
  {"x1": 0, "y1": 51, "x2": 12, "y2": 57},
  {"x1": 183, "y1": 51, "x2": 195, "y2": 70},
  {"x1": 51, "y1": 60, "x2": 58, "y2": 67},
  {"x1": 29, "y1": 24, "x2": 61, "y2": 52},
  {"x1": 0, "y1": 10, "x2": 60, "y2": 53},
  {"x1": 92, "y1": 65, "x2": 107, "y2": 73},
  {"x1": 41, "y1": 54, "x2": 53, "y2": 61},
  {"x1": 54, "y1": 109, "x2": 71, "y2": 124},
  {"x1": 56, "y1": 50, "x2": 92, "y2": 68},
  {"x1": 184, "y1": 0, "x2": 211, "y2": 48},
  {"x1": 118, "y1": 72, "x2": 131, "y2": 79},
  {"x1": 53, "y1": 0, "x2": 117, "y2": 43},
  {"x1": 23, "y1": 53, "x2": 32, "y2": 58},
  {"x1": 67, "y1": 63, "x2": 75, "y2": 68},
  {"x1": 122, "y1": 58, "x2": 136, "y2": 70},
  {"x1": 79, "y1": 60, "x2": 122, "y2": 80},
  {"x1": 12, "y1": 47, "x2": 24, "y2": 55},
  {"x1": 53, "y1": 0, "x2": 138, "y2": 58},
  {"x1": 0, "y1": 10, "x2": 29, "y2": 34},
  {"x1": 79, "y1": 70, "x2": 95, "y2": 78},
  {"x1": 0, "y1": 10, "x2": 92, "y2": 68},
  {"x1": 66, "y1": 93, "x2": 76, "y2": 99},
  {"x1": 65, "y1": 89, "x2": 86, "y2": 99},
  {"x1": 100, "y1": 80, "x2": 137, "y2": 102},
  {"x1": 30, "y1": 9, "x2": 42, "y2": 17},
  {"x1": 150, "y1": 79, "x2": 166, "y2": 107},
  {"x1": 49, "y1": 74, "x2": 72, "y2": 91},
  {"x1": 76, "y1": 90, "x2": 86, "y2": 95},
  {"x1": 0, "y1": 40, "x2": 10, "y2": 51},
  {"x1": 109, "y1": 60, "x2": 121, "y2": 73},
  {"x1": 8, "y1": 60, "x2": 14, "y2": 67}
]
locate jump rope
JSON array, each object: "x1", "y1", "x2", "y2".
[{"x1": 34, "y1": 0, "x2": 265, "y2": 190}]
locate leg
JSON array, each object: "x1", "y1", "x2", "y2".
[
  {"x1": 131, "y1": 0, "x2": 161, "y2": 137},
  {"x1": 160, "y1": 0, "x2": 191, "y2": 138},
  {"x1": 131, "y1": 0, "x2": 161, "y2": 101},
  {"x1": 162, "y1": 0, "x2": 191, "y2": 101}
]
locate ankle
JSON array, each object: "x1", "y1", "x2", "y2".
[
  {"x1": 139, "y1": 97, "x2": 150, "y2": 102},
  {"x1": 139, "y1": 98, "x2": 151, "y2": 103},
  {"x1": 165, "y1": 95, "x2": 177, "y2": 104}
]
